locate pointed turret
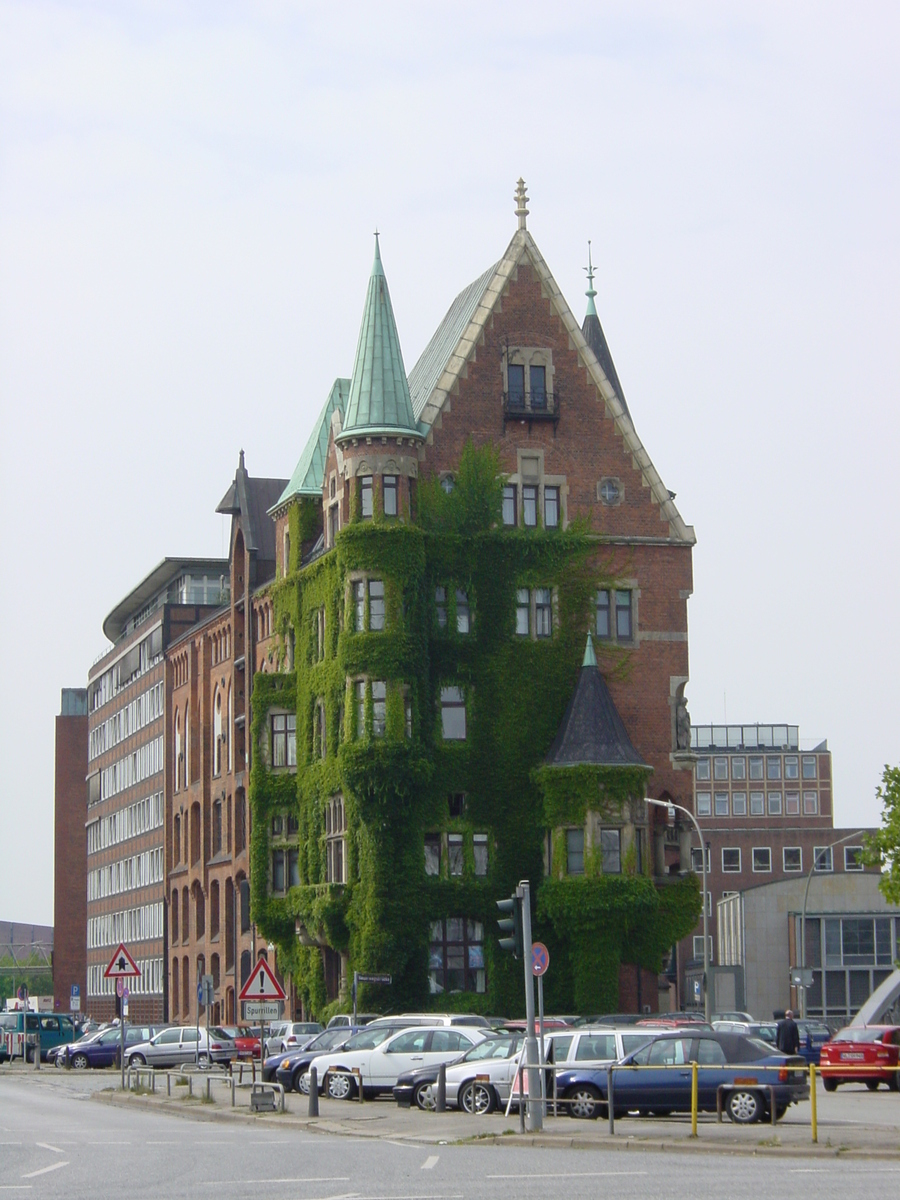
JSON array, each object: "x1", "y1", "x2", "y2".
[
  {"x1": 338, "y1": 236, "x2": 421, "y2": 442},
  {"x1": 545, "y1": 634, "x2": 649, "y2": 768},
  {"x1": 581, "y1": 243, "x2": 631, "y2": 421}
]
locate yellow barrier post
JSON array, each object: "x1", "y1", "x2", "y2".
[
  {"x1": 810, "y1": 1063, "x2": 817, "y2": 1143},
  {"x1": 690, "y1": 1062, "x2": 699, "y2": 1137}
]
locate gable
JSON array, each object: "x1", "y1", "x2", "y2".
[{"x1": 412, "y1": 230, "x2": 694, "y2": 545}]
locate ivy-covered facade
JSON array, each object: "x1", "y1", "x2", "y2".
[{"x1": 248, "y1": 186, "x2": 701, "y2": 1019}]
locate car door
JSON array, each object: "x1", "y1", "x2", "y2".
[
  {"x1": 369, "y1": 1028, "x2": 431, "y2": 1086},
  {"x1": 694, "y1": 1037, "x2": 730, "y2": 1108},
  {"x1": 620, "y1": 1036, "x2": 693, "y2": 1110},
  {"x1": 92, "y1": 1028, "x2": 122, "y2": 1066},
  {"x1": 147, "y1": 1026, "x2": 182, "y2": 1066}
]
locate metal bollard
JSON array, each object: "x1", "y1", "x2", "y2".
[
  {"x1": 690, "y1": 1062, "x2": 698, "y2": 1137},
  {"x1": 607, "y1": 1065, "x2": 615, "y2": 1136},
  {"x1": 436, "y1": 1063, "x2": 446, "y2": 1113},
  {"x1": 308, "y1": 1067, "x2": 319, "y2": 1116},
  {"x1": 206, "y1": 1078, "x2": 211, "y2": 1102},
  {"x1": 167, "y1": 1073, "x2": 172, "y2": 1097},
  {"x1": 356, "y1": 1069, "x2": 364, "y2": 1103},
  {"x1": 810, "y1": 1064, "x2": 817, "y2": 1143},
  {"x1": 518, "y1": 1066, "x2": 525, "y2": 1133}
]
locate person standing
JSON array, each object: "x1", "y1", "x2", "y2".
[{"x1": 776, "y1": 1008, "x2": 800, "y2": 1055}]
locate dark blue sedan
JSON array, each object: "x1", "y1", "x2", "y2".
[
  {"x1": 556, "y1": 1031, "x2": 809, "y2": 1123},
  {"x1": 60, "y1": 1024, "x2": 168, "y2": 1069}
]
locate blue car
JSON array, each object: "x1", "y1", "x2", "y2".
[
  {"x1": 60, "y1": 1024, "x2": 169, "y2": 1069},
  {"x1": 556, "y1": 1031, "x2": 809, "y2": 1124},
  {"x1": 794, "y1": 1020, "x2": 831, "y2": 1066}
]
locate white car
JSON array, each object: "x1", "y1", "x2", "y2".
[
  {"x1": 306, "y1": 1024, "x2": 493, "y2": 1099},
  {"x1": 264, "y1": 1021, "x2": 324, "y2": 1056}
]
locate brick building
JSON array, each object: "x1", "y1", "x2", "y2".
[
  {"x1": 53, "y1": 688, "x2": 88, "y2": 1013},
  {"x1": 165, "y1": 454, "x2": 284, "y2": 1028},
  {"x1": 248, "y1": 183, "x2": 701, "y2": 1017},
  {"x1": 677, "y1": 721, "x2": 879, "y2": 1010},
  {"x1": 84, "y1": 559, "x2": 227, "y2": 1020}
]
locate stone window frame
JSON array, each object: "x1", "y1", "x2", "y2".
[
  {"x1": 324, "y1": 795, "x2": 346, "y2": 884},
  {"x1": 501, "y1": 448, "x2": 568, "y2": 531},
  {"x1": 515, "y1": 586, "x2": 559, "y2": 640},
  {"x1": 440, "y1": 685, "x2": 467, "y2": 741},
  {"x1": 502, "y1": 346, "x2": 556, "y2": 412},
  {"x1": 268, "y1": 708, "x2": 296, "y2": 771},
  {"x1": 594, "y1": 582, "x2": 638, "y2": 645},
  {"x1": 347, "y1": 571, "x2": 387, "y2": 634}
]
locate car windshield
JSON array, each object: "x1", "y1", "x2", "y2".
[
  {"x1": 832, "y1": 1028, "x2": 884, "y2": 1043},
  {"x1": 305, "y1": 1030, "x2": 348, "y2": 1052},
  {"x1": 463, "y1": 1038, "x2": 519, "y2": 1062},
  {"x1": 742, "y1": 1037, "x2": 778, "y2": 1058},
  {"x1": 210, "y1": 1027, "x2": 232, "y2": 1040},
  {"x1": 342, "y1": 1028, "x2": 397, "y2": 1051}
]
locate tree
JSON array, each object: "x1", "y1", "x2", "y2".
[{"x1": 863, "y1": 765, "x2": 900, "y2": 905}]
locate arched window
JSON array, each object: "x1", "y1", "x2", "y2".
[
  {"x1": 227, "y1": 685, "x2": 233, "y2": 772},
  {"x1": 174, "y1": 709, "x2": 182, "y2": 792},
  {"x1": 224, "y1": 877, "x2": 235, "y2": 971},
  {"x1": 213, "y1": 689, "x2": 222, "y2": 777},
  {"x1": 182, "y1": 886, "x2": 190, "y2": 940},
  {"x1": 209, "y1": 879, "x2": 220, "y2": 939},
  {"x1": 171, "y1": 888, "x2": 179, "y2": 942},
  {"x1": 194, "y1": 882, "x2": 205, "y2": 938},
  {"x1": 171, "y1": 957, "x2": 179, "y2": 1015},
  {"x1": 173, "y1": 814, "x2": 181, "y2": 865},
  {"x1": 182, "y1": 957, "x2": 190, "y2": 1016}
]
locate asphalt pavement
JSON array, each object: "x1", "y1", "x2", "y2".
[{"x1": 1, "y1": 1063, "x2": 900, "y2": 1200}]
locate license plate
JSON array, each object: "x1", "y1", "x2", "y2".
[{"x1": 840, "y1": 1052, "x2": 865, "y2": 1061}]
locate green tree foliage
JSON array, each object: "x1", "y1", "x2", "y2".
[{"x1": 863, "y1": 764, "x2": 900, "y2": 905}]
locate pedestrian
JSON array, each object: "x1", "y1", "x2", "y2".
[{"x1": 776, "y1": 1008, "x2": 800, "y2": 1055}]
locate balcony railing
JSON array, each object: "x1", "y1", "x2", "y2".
[{"x1": 502, "y1": 389, "x2": 560, "y2": 428}]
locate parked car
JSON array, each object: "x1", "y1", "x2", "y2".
[
  {"x1": 556, "y1": 1031, "x2": 809, "y2": 1123},
  {"x1": 126, "y1": 1025, "x2": 236, "y2": 1068},
  {"x1": 712, "y1": 1020, "x2": 778, "y2": 1045},
  {"x1": 712, "y1": 1011, "x2": 755, "y2": 1024},
  {"x1": 232, "y1": 1026, "x2": 262, "y2": 1059},
  {"x1": 270, "y1": 1026, "x2": 366, "y2": 1089},
  {"x1": 794, "y1": 1020, "x2": 832, "y2": 1066},
  {"x1": 394, "y1": 1034, "x2": 526, "y2": 1111},
  {"x1": 264, "y1": 1021, "x2": 324, "y2": 1056},
  {"x1": 306, "y1": 1024, "x2": 492, "y2": 1099},
  {"x1": 819, "y1": 1026, "x2": 900, "y2": 1091},
  {"x1": 59, "y1": 1024, "x2": 169, "y2": 1069},
  {"x1": 368, "y1": 1013, "x2": 491, "y2": 1029},
  {"x1": 326, "y1": 1013, "x2": 380, "y2": 1029}
]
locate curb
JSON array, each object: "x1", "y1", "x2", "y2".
[{"x1": 89, "y1": 1090, "x2": 900, "y2": 1160}]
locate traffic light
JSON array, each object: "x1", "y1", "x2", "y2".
[{"x1": 496, "y1": 891, "x2": 523, "y2": 958}]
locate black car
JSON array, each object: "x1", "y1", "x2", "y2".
[
  {"x1": 270, "y1": 1026, "x2": 365, "y2": 1089},
  {"x1": 556, "y1": 1031, "x2": 809, "y2": 1123}
]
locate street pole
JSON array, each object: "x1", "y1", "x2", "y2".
[
  {"x1": 646, "y1": 797, "x2": 709, "y2": 1021},
  {"x1": 518, "y1": 880, "x2": 542, "y2": 1132},
  {"x1": 799, "y1": 829, "x2": 865, "y2": 1019}
]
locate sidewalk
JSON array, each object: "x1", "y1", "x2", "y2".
[{"x1": 84, "y1": 1073, "x2": 900, "y2": 1159}]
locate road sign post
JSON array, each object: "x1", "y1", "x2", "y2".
[
  {"x1": 518, "y1": 880, "x2": 541, "y2": 1133},
  {"x1": 531, "y1": 941, "x2": 550, "y2": 1117},
  {"x1": 104, "y1": 944, "x2": 140, "y2": 1090},
  {"x1": 239, "y1": 959, "x2": 286, "y2": 1066},
  {"x1": 70, "y1": 984, "x2": 80, "y2": 1013}
]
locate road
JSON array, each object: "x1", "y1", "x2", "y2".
[{"x1": 2, "y1": 1072, "x2": 900, "y2": 1199}]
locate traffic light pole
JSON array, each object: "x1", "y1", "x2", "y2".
[{"x1": 518, "y1": 881, "x2": 542, "y2": 1132}]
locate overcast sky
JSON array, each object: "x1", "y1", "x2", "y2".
[{"x1": 2, "y1": 2, "x2": 898, "y2": 925}]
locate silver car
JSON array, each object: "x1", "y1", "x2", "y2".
[{"x1": 126, "y1": 1025, "x2": 235, "y2": 1068}]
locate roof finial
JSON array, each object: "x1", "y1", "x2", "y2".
[
  {"x1": 514, "y1": 178, "x2": 529, "y2": 231},
  {"x1": 239, "y1": 449, "x2": 245, "y2": 471},
  {"x1": 582, "y1": 631, "x2": 597, "y2": 668},
  {"x1": 584, "y1": 240, "x2": 598, "y2": 318}
]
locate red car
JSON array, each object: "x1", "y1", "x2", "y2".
[
  {"x1": 819, "y1": 1025, "x2": 900, "y2": 1091},
  {"x1": 232, "y1": 1025, "x2": 262, "y2": 1059}
]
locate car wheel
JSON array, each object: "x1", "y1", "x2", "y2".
[
  {"x1": 460, "y1": 1080, "x2": 495, "y2": 1115},
  {"x1": 326, "y1": 1071, "x2": 355, "y2": 1101},
  {"x1": 129, "y1": 1053, "x2": 146, "y2": 1067},
  {"x1": 295, "y1": 1071, "x2": 310, "y2": 1095},
  {"x1": 823, "y1": 1077, "x2": 838, "y2": 1092},
  {"x1": 727, "y1": 1089, "x2": 762, "y2": 1124},
  {"x1": 54, "y1": 1053, "x2": 66, "y2": 1069},
  {"x1": 71, "y1": 1053, "x2": 89, "y2": 1070},
  {"x1": 649, "y1": 1109, "x2": 672, "y2": 1117},
  {"x1": 865, "y1": 1080, "x2": 879, "y2": 1091},
  {"x1": 566, "y1": 1085, "x2": 602, "y2": 1120},
  {"x1": 775, "y1": 1103, "x2": 788, "y2": 1121},
  {"x1": 888, "y1": 1072, "x2": 899, "y2": 1093},
  {"x1": 414, "y1": 1081, "x2": 437, "y2": 1112}
]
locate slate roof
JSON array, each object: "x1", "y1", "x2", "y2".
[
  {"x1": 545, "y1": 634, "x2": 650, "y2": 769},
  {"x1": 582, "y1": 311, "x2": 631, "y2": 421},
  {"x1": 216, "y1": 451, "x2": 287, "y2": 564},
  {"x1": 339, "y1": 237, "x2": 421, "y2": 441},
  {"x1": 273, "y1": 378, "x2": 350, "y2": 512}
]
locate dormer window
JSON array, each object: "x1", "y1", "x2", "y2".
[
  {"x1": 503, "y1": 348, "x2": 556, "y2": 424},
  {"x1": 507, "y1": 364, "x2": 525, "y2": 409},
  {"x1": 530, "y1": 365, "x2": 547, "y2": 410}
]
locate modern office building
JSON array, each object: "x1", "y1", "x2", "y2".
[{"x1": 84, "y1": 559, "x2": 227, "y2": 1020}]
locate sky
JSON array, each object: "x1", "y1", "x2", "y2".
[{"x1": 1, "y1": 1, "x2": 898, "y2": 925}]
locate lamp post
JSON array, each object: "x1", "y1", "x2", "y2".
[
  {"x1": 646, "y1": 797, "x2": 710, "y2": 1022},
  {"x1": 799, "y1": 829, "x2": 865, "y2": 1019}
]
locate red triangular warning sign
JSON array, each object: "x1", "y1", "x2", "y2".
[
  {"x1": 103, "y1": 943, "x2": 141, "y2": 978},
  {"x1": 238, "y1": 957, "x2": 286, "y2": 1002}
]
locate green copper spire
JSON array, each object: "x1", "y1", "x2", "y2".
[
  {"x1": 584, "y1": 240, "x2": 598, "y2": 318},
  {"x1": 339, "y1": 234, "x2": 421, "y2": 442},
  {"x1": 582, "y1": 631, "x2": 597, "y2": 668}
]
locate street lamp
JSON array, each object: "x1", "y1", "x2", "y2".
[
  {"x1": 646, "y1": 797, "x2": 710, "y2": 1021},
  {"x1": 799, "y1": 829, "x2": 866, "y2": 1019}
]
